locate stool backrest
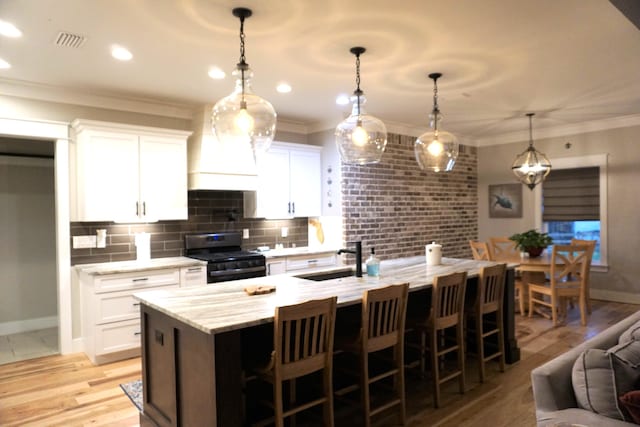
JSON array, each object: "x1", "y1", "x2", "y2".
[
  {"x1": 362, "y1": 283, "x2": 409, "y2": 353},
  {"x1": 476, "y1": 263, "x2": 506, "y2": 314},
  {"x1": 274, "y1": 297, "x2": 337, "y2": 381},
  {"x1": 432, "y1": 272, "x2": 468, "y2": 330},
  {"x1": 469, "y1": 240, "x2": 492, "y2": 261}
]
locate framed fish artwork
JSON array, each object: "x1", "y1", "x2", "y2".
[{"x1": 488, "y1": 183, "x2": 522, "y2": 218}]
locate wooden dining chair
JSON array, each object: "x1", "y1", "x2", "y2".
[
  {"x1": 465, "y1": 263, "x2": 506, "y2": 382},
  {"x1": 570, "y1": 238, "x2": 596, "y2": 314},
  {"x1": 528, "y1": 244, "x2": 590, "y2": 327},
  {"x1": 469, "y1": 240, "x2": 491, "y2": 261},
  {"x1": 253, "y1": 296, "x2": 337, "y2": 427},
  {"x1": 407, "y1": 271, "x2": 467, "y2": 408},
  {"x1": 335, "y1": 283, "x2": 409, "y2": 426},
  {"x1": 488, "y1": 236, "x2": 530, "y2": 315}
]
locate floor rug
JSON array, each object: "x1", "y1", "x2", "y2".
[{"x1": 120, "y1": 379, "x2": 143, "y2": 412}]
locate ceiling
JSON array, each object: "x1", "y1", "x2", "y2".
[{"x1": 1, "y1": 0, "x2": 640, "y2": 145}]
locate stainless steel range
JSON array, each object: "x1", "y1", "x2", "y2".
[{"x1": 184, "y1": 232, "x2": 266, "y2": 283}]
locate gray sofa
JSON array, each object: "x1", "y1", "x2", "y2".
[{"x1": 531, "y1": 310, "x2": 640, "y2": 427}]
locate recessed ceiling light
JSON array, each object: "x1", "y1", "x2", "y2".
[
  {"x1": 0, "y1": 20, "x2": 22, "y2": 38},
  {"x1": 0, "y1": 58, "x2": 10, "y2": 69},
  {"x1": 336, "y1": 94, "x2": 350, "y2": 105},
  {"x1": 111, "y1": 45, "x2": 133, "y2": 61},
  {"x1": 276, "y1": 82, "x2": 292, "y2": 93},
  {"x1": 208, "y1": 67, "x2": 225, "y2": 79}
]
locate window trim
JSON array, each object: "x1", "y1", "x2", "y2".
[{"x1": 534, "y1": 153, "x2": 608, "y2": 270}]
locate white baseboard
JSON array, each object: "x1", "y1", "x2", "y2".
[
  {"x1": 591, "y1": 289, "x2": 640, "y2": 305},
  {"x1": 0, "y1": 315, "x2": 58, "y2": 335}
]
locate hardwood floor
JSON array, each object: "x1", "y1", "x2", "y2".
[{"x1": 1, "y1": 300, "x2": 638, "y2": 427}]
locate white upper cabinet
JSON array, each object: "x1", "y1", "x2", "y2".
[
  {"x1": 244, "y1": 142, "x2": 322, "y2": 219},
  {"x1": 71, "y1": 119, "x2": 191, "y2": 222}
]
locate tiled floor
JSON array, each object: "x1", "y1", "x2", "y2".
[{"x1": 0, "y1": 327, "x2": 59, "y2": 365}]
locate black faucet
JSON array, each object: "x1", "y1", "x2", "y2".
[{"x1": 337, "y1": 241, "x2": 363, "y2": 277}]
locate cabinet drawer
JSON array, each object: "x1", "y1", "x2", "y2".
[
  {"x1": 93, "y1": 268, "x2": 180, "y2": 293},
  {"x1": 95, "y1": 285, "x2": 179, "y2": 324},
  {"x1": 95, "y1": 319, "x2": 141, "y2": 356},
  {"x1": 180, "y1": 265, "x2": 206, "y2": 287},
  {"x1": 286, "y1": 253, "x2": 337, "y2": 271}
]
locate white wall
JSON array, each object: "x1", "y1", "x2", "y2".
[
  {"x1": 478, "y1": 124, "x2": 640, "y2": 303},
  {"x1": 0, "y1": 155, "x2": 57, "y2": 333}
]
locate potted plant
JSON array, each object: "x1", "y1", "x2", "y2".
[{"x1": 509, "y1": 229, "x2": 553, "y2": 258}]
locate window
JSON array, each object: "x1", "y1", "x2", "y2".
[
  {"x1": 534, "y1": 154, "x2": 608, "y2": 268},
  {"x1": 542, "y1": 167, "x2": 601, "y2": 261}
]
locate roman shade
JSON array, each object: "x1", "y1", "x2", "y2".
[{"x1": 542, "y1": 167, "x2": 599, "y2": 221}]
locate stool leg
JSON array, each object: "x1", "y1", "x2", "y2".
[
  {"x1": 457, "y1": 322, "x2": 465, "y2": 394},
  {"x1": 476, "y1": 313, "x2": 485, "y2": 383},
  {"x1": 274, "y1": 379, "x2": 284, "y2": 427},
  {"x1": 361, "y1": 349, "x2": 371, "y2": 427},
  {"x1": 429, "y1": 330, "x2": 440, "y2": 408}
]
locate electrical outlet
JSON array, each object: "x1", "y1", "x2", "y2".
[
  {"x1": 73, "y1": 235, "x2": 96, "y2": 249},
  {"x1": 243, "y1": 228, "x2": 250, "y2": 239},
  {"x1": 281, "y1": 227, "x2": 288, "y2": 238}
]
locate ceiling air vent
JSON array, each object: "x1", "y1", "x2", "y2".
[{"x1": 54, "y1": 31, "x2": 87, "y2": 48}]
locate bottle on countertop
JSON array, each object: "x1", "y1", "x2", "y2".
[{"x1": 366, "y1": 247, "x2": 380, "y2": 277}]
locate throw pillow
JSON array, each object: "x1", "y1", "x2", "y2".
[
  {"x1": 620, "y1": 319, "x2": 640, "y2": 345},
  {"x1": 572, "y1": 348, "x2": 639, "y2": 421},
  {"x1": 620, "y1": 390, "x2": 640, "y2": 424}
]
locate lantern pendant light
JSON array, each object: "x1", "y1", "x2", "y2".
[
  {"x1": 335, "y1": 47, "x2": 387, "y2": 165},
  {"x1": 414, "y1": 72, "x2": 459, "y2": 172},
  {"x1": 212, "y1": 7, "x2": 276, "y2": 155},
  {"x1": 511, "y1": 113, "x2": 552, "y2": 190}
]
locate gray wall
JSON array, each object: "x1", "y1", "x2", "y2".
[{"x1": 478, "y1": 124, "x2": 640, "y2": 303}]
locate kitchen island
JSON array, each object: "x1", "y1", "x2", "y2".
[{"x1": 134, "y1": 256, "x2": 518, "y2": 426}]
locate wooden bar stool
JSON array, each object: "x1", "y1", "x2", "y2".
[
  {"x1": 407, "y1": 271, "x2": 467, "y2": 408},
  {"x1": 465, "y1": 263, "x2": 506, "y2": 382},
  {"x1": 252, "y1": 296, "x2": 337, "y2": 427},
  {"x1": 335, "y1": 283, "x2": 409, "y2": 426}
]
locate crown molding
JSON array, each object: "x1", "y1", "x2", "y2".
[
  {"x1": 475, "y1": 113, "x2": 640, "y2": 146},
  {"x1": 0, "y1": 78, "x2": 196, "y2": 120}
]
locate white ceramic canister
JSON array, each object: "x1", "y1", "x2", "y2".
[{"x1": 426, "y1": 241, "x2": 442, "y2": 266}]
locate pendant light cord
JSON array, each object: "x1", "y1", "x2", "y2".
[
  {"x1": 528, "y1": 113, "x2": 534, "y2": 149},
  {"x1": 354, "y1": 52, "x2": 362, "y2": 117},
  {"x1": 432, "y1": 75, "x2": 440, "y2": 132},
  {"x1": 238, "y1": 15, "x2": 248, "y2": 107}
]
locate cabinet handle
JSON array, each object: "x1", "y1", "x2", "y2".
[
  {"x1": 134, "y1": 332, "x2": 141, "y2": 336},
  {"x1": 308, "y1": 259, "x2": 318, "y2": 264},
  {"x1": 135, "y1": 201, "x2": 139, "y2": 216},
  {"x1": 133, "y1": 302, "x2": 141, "y2": 307},
  {"x1": 292, "y1": 202, "x2": 295, "y2": 214},
  {"x1": 288, "y1": 202, "x2": 291, "y2": 214},
  {"x1": 132, "y1": 277, "x2": 149, "y2": 282},
  {"x1": 187, "y1": 267, "x2": 202, "y2": 272},
  {"x1": 143, "y1": 201, "x2": 146, "y2": 216}
]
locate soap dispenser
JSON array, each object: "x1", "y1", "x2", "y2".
[{"x1": 366, "y1": 247, "x2": 380, "y2": 277}]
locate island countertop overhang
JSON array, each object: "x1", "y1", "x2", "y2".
[{"x1": 134, "y1": 256, "x2": 514, "y2": 335}]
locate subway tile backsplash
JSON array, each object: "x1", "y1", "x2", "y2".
[{"x1": 70, "y1": 190, "x2": 308, "y2": 265}]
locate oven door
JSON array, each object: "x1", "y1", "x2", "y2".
[{"x1": 207, "y1": 265, "x2": 266, "y2": 283}]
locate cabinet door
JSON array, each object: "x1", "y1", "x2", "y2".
[
  {"x1": 75, "y1": 130, "x2": 139, "y2": 222},
  {"x1": 289, "y1": 148, "x2": 321, "y2": 217},
  {"x1": 139, "y1": 135, "x2": 188, "y2": 221},
  {"x1": 255, "y1": 147, "x2": 291, "y2": 218}
]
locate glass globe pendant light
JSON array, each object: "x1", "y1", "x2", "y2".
[
  {"x1": 414, "y1": 73, "x2": 459, "y2": 172},
  {"x1": 212, "y1": 8, "x2": 276, "y2": 155},
  {"x1": 335, "y1": 47, "x2": 387, "y2": 165},
  {"x1": 511, "y1": 113, "x2": 552, "y2": 190}
]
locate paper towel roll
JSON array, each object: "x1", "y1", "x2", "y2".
[
  {"x1": 426, "y1": 242, "x2": 442, "y2": 266},
  {"x1": 135, "y1": 232, "x2": 151, "y2": 261}
]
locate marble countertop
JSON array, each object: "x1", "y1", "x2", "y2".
[
  {"x1": 134, "y1": 256, "x2": 507, "y2": 335},
  {"x1": 76, "y1": 256, "x2": 207, "y2": 275},
  {"x1": 260, "y1": 246, "x2": 341, "y2": 259}
]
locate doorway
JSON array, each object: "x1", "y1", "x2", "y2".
[{"x1": 0, "y1": 138, "x2": 58, "y2": 364}]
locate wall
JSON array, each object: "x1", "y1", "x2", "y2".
[
  {"x1": 341, "y1": 132, "x2": 478, "y2": 261},
  {"x1": 70, "y1": 190, "x2": 308, "y2": 265},
  {"x1": 0, "y1": 155, "x2": 56, "y2": 331},
  {"x1": 478, "y1": 124, "x2": 640, "y2": 302}
]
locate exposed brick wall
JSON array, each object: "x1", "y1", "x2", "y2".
[
  {"x1": 70, "y1": 190, "x2": 308, "y2": 265},
  {"x1": 341, "y1": 133, "x2": 477, "y2": 261}
]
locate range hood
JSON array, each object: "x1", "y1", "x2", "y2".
[{"x1": 187, "y1": 105, "x2": 258, "y2": 191}]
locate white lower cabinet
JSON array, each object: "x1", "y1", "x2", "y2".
[
  {"x1": 80, "y1": 264, "x2": 205, "y2": 364},
  {"x1": 266, "y1": 252, "x2": 338, "y2": 275}
]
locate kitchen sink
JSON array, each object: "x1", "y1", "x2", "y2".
[{"x1": 294, "y1": 269, "x2": 354, "y2": 281}]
